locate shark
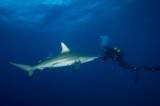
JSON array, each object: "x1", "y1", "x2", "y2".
[{"x1": 9, "y1": 42, "x2": 99, "y2": 79}]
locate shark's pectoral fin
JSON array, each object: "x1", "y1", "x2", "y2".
[
  {"x1": 73, "y1": 61, "x2": 81, "y2": 71},
  {"x1": 28, "y1": 71, "x2": 33, "y2": 80},
  {"x1": 38, "y1": 68, "x2": 44, "y2": 71},
  {"x1": 49, "y1": 66, "x2": 54, "y2": 69}
]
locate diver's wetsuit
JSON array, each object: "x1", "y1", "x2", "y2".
[
  {"x1": 100, "y1": 46, "x2": 160, "y2": 84},
  {"x1": 101, "y1": 47, "x2": 142, "y2": 70}
]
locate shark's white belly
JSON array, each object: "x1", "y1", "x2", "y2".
[
  {"x1": 35, "y1": 59, "x2": 75, "y2": 70},
  {"x1": 53, "y1": 60, "x2": 74, "y2": 67}
]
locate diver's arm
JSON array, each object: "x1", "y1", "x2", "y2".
[{"x1": 143, "y1": 66, "x2": 160, "y2": 71}]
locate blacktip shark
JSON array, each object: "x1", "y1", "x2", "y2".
[{"x1": 9, "y1": 42, "x2": 99, "y2": 79}]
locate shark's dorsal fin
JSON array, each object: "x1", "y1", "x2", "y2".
[{"x1": 60, "y1": 42, "x2": 70, "y2": 53}]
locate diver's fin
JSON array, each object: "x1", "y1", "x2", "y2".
[
  {"x1": 9, "y1": 62, "x2": 34, "y2": 80},
  {"x1": 134, "y1": 70, "x2": 140, "y2": 84},
  {"x1": 73, "y1": 61, "x2": 81, "y2": 71}
]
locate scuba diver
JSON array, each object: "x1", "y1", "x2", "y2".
[{"x1": 100, "y1": 35, "x2": 160, "y2": 84}]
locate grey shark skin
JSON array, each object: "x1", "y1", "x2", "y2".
[{"x1": 9, "y1": 42, "x2": 99, "y2": 79}]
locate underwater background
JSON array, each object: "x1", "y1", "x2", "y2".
[{"x1": 0, "y1": 0, "x2": 160, "y2": 106}]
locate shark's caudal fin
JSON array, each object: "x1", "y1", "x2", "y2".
[{"x1": 9, "y1": 62, "x2": 34, "y2": 80}]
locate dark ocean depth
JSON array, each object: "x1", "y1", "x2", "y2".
[{"x1": 0, "y1": 0, "x2": 160, "y2": 106}]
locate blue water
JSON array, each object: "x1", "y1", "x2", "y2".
[{"x1": 0, "y1": 0, "x2": 160, "y2": 106}]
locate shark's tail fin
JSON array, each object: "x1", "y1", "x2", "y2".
[{"x1": 9, "y1": 62, "x2": 34, "y2": 80}]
